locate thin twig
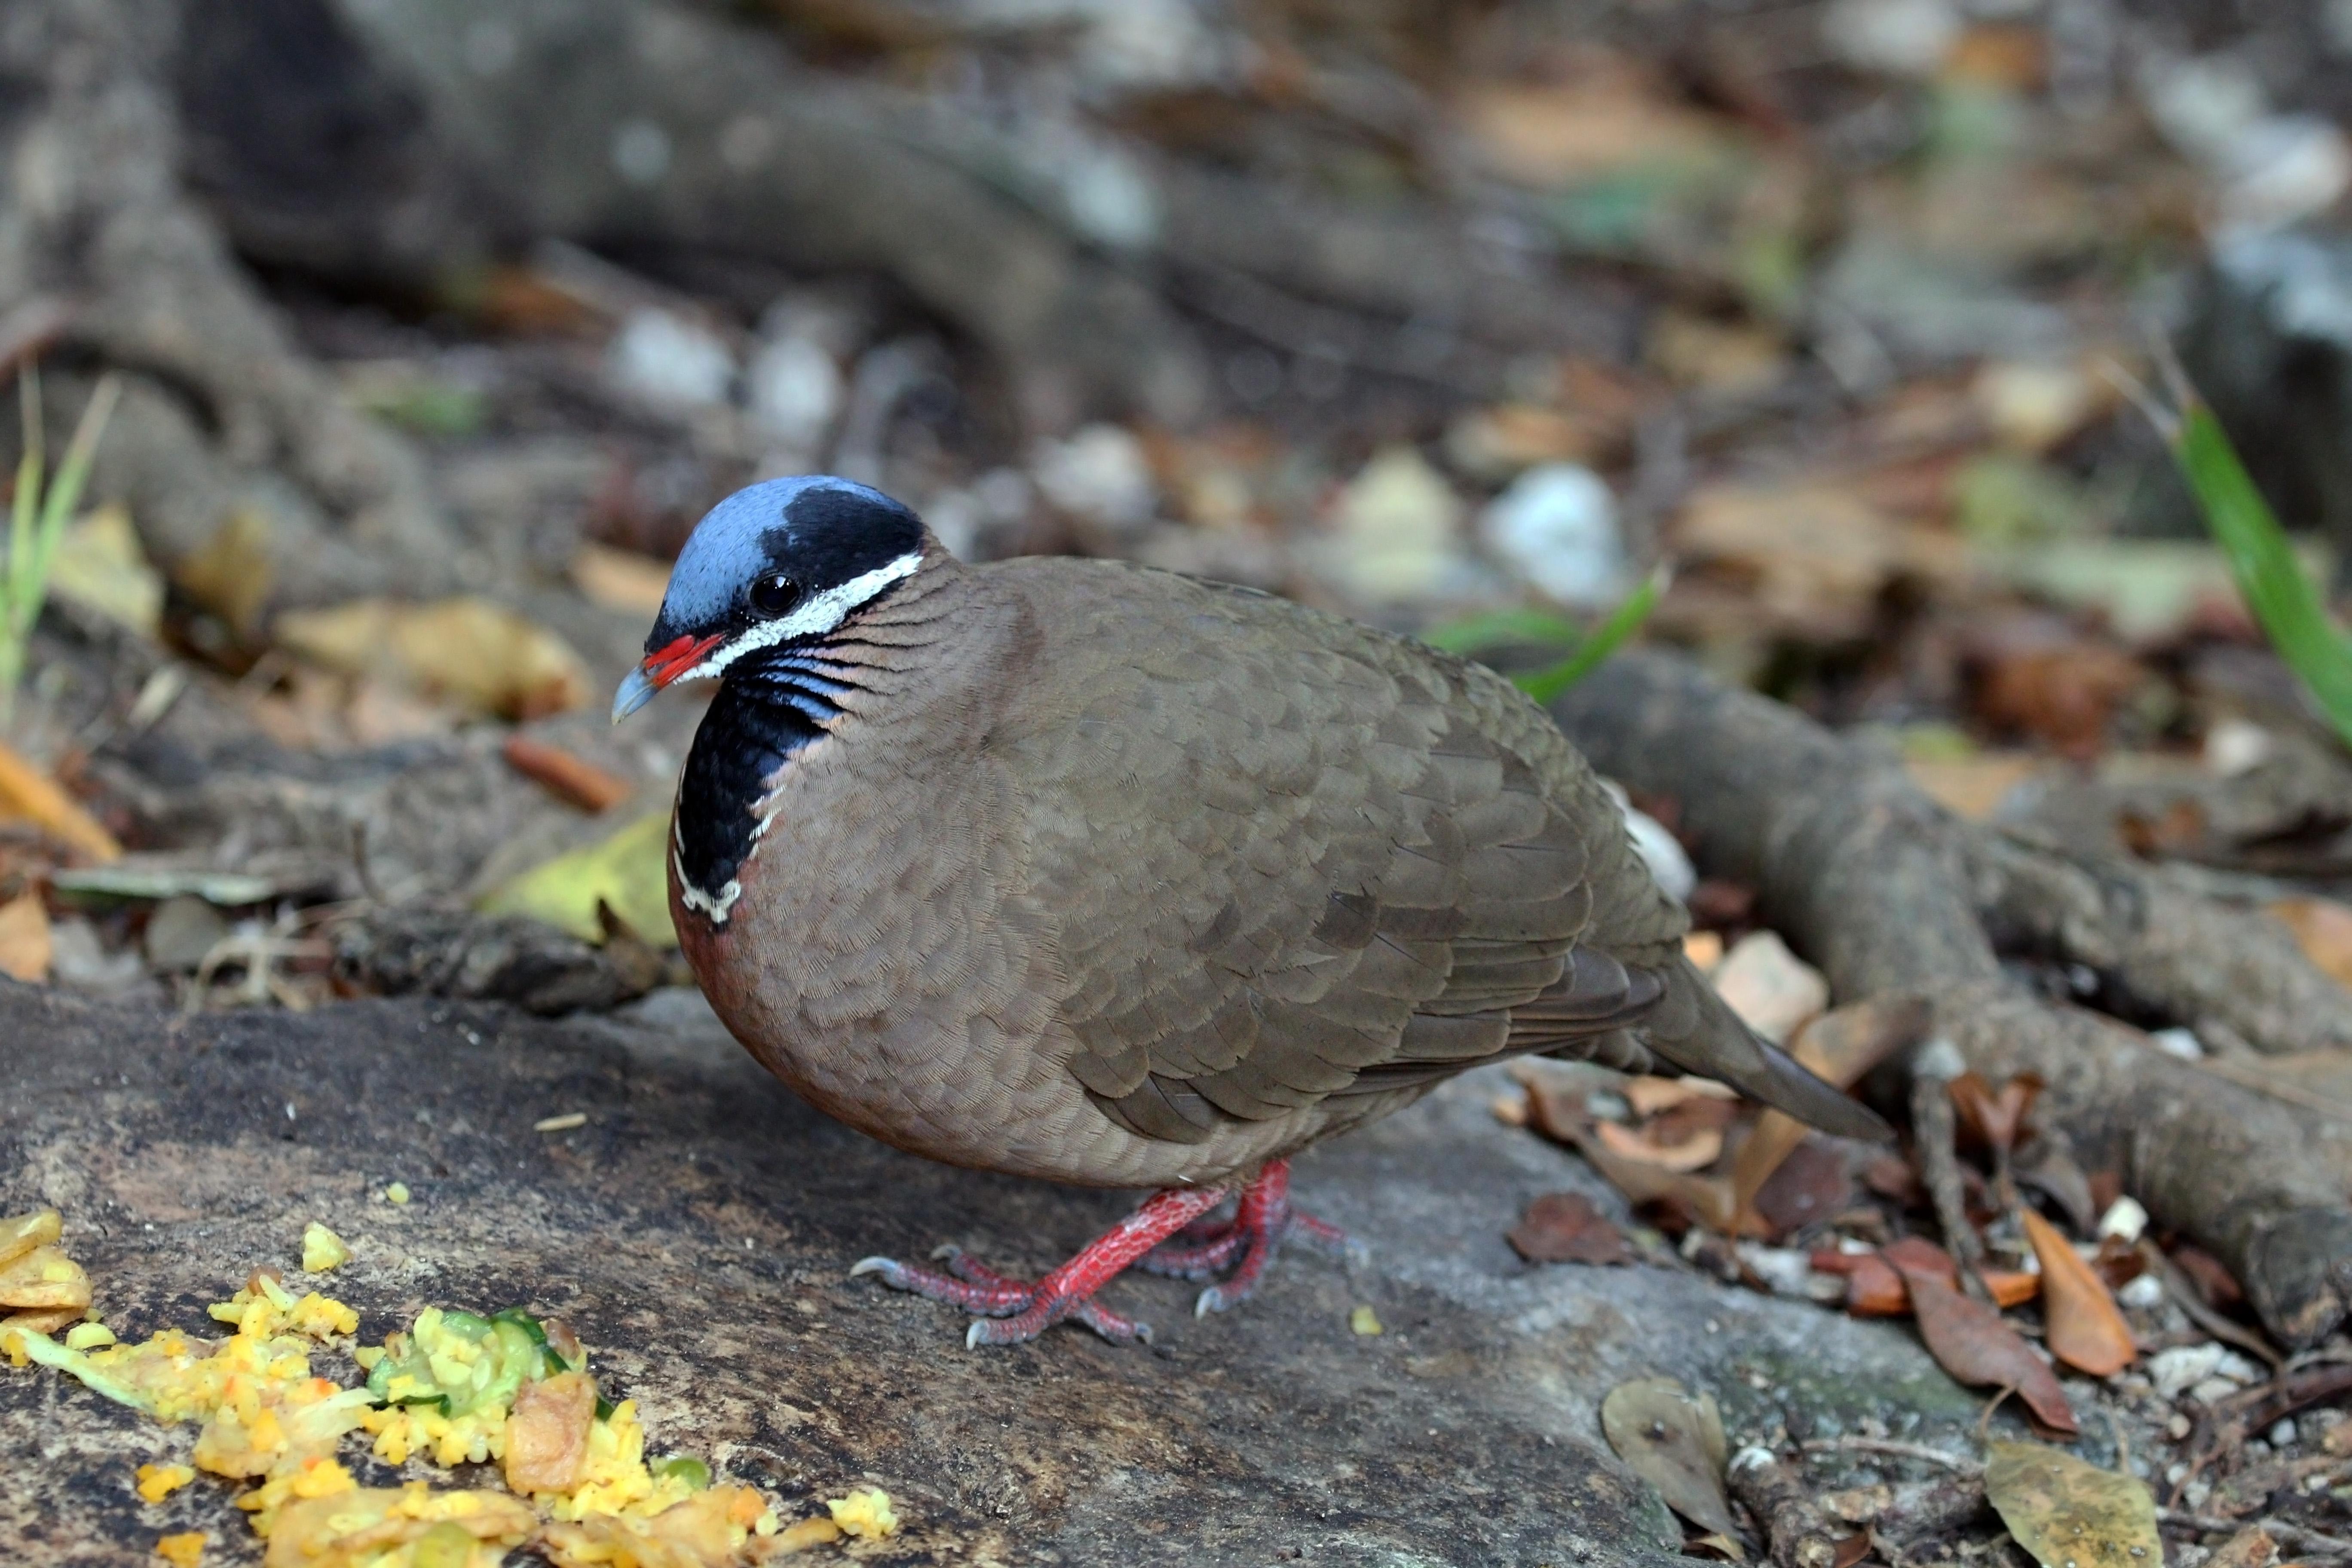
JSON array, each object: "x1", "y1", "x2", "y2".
[
  {"x1": 2157, "y1": 1510, "x2": 2352, "y2": 1560},
  {"x1": 2138, "y1": 1239, "x2": 2282, "y2": 1369},
  {"x1": 1799, "y1": 1436, "x2": 1982, "y2": 1473}
]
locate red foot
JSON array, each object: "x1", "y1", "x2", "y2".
[
  {"x1": 852, "y1": 1185, "x2": 1230, "y2": 1347},
  {"x1": 1135, "y1": 1159, "x2": 1348, "y2": 1316}
]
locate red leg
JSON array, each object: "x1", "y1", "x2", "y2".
[
  {"x1": 1134, "y1": 1159, "x2": 1350, "y2": 1315},
  {"x1": 852, "y1": 1185, "x2": 1229, "y2": 1348}
]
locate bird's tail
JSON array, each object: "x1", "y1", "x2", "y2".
[{"x1": 1640, "y1": 955, "x2": 1891, "y2": 1141}]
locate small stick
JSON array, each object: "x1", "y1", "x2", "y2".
[
  {"x1": 1800, "y1": 1436, "x2": 1982, "y2": 1474},
  {"x1": 2158, "y1": 1510, "x2": 2352, "y2": 1561}
]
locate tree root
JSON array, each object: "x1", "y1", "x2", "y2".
[
  {"x1": 1552, "y1": 652, "x2": 2352, "y2": 1348},
  {"x1": 1, "y1": 0, "x2": 461, "y2": 612}
]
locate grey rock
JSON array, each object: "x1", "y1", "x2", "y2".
[{"x1": 1, "y1": 980, "x2": 1997, "y2": 1565}]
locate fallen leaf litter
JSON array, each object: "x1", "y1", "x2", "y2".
[{"x1": 0, "y1": 1206, "x2": 895, "y2": 1566}]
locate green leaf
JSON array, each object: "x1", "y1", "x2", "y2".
[
  {"x1": 477, "y1": 809, "x2": 677, "y2": 946},
  {"x1": 2170, "y1": 403, "x2": 2352, "y2": 748}
]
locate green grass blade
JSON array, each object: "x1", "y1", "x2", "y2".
[
  {"x1": 8, "y1": 448, "x2": 36, "y2": 634},
  {"x1": 28, "y1": 376, "x2": 120, "y2": 595},
  {"x1": 2172, "y1": 403, "x2": 2352, "y2": 747},
  {"x1": 1420, "y1": 606, "x2": 1593, "y2": 657},
  {"x1": 1514, "y1": 564, "x2": 1667, "y2": 704}
]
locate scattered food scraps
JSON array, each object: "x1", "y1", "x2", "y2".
[
  {"x1": 0, "y1": 1206, "x2": 892, "y2": 1567},
  {"x1": 154, "y1": 1531, "x2": 205, "y2": 1567},
  {"x1": 534, "y1": 1112, "x2": 588, "y2": 1133},
  {"x1": 138, "y1": 1462, "x2": 196, "y2": 1503},
  {"x1": 824, "y1": 1486, "x2": 899, "y2": 1541},
  {"x1": 1349, "y1": 1305, "x2": 1384, "y2": 1336},
  {"x1": 300, "y1": 1222, "x2": 350, "y2": 1274},
  {"x1": 386, "y1": 1183, "x2": 411, "y2": 1206}
]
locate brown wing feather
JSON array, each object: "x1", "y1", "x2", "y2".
[{"x1": 1002, "y1": 561, "x2": 1879, "y2": 1148}]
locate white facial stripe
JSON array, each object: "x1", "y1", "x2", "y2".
[{"x1": 671, "y1": 550, "x2": 924, "y2": 686}]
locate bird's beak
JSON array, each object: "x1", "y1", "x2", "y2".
[
  {"x1": 611, "y1": 665, "x2": 658, "y2": 725},
  {"x1": 612, "y1": 631, "x2": 727, "y2": 723}
]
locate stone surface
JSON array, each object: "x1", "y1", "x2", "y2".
[{"x1": 0, "y1": 980, "x2": 1986, "y2": 1565}]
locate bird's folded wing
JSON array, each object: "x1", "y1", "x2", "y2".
[{"x1": 1008, "y1": 567, "x2": 1655, "y2": 1144}]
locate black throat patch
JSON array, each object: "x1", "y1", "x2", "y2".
[{"x1": 674, "y1": 650, "x2": 860, "y2": 922}]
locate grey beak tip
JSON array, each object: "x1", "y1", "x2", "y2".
[{"x1": 611, "y1": 667, "x2": 657, "y2": 725}]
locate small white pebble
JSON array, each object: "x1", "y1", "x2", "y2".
[
  {"x1": 2117, "y1": 1274, "x2": 2164, "y2": 1309},
  {"x1": 2165, "y1": 1461, "x2": 2189, "y2": 1485},
  {"x1": 2148, "y1": 1027, "x2": 2204, "y2": 1060},
  {"x1": 2269, "y1": 1418, "x2": 2297, "y2": 1448},
  {"x1": 2167, "y1": 1413, "x2": 2192, "y2": 1440},
  {"x1": 2097, "y1": 1197, "x2": 2149, "y2": 1243},
  {"x1": 2190, "y1": 1376, "x2": 2240, "y2": 1406}
]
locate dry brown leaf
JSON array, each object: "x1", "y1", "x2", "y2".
[
  {"x1": 1983, "y1": 1269, "x2": 2041, "y2": 1309},
  {"x1": 1522, "y1": 1072, "x2": 1740, "y2": 1231},
  {"x1": 1578, "y1": 1129, "x2": 1742, "y2": 1234},
  {"x1": 2268, "y1": 897, "x2": 2352, "y2": 989},
  {"x1": 1595, "y1": 1118, "x2": 1724, "y2": 1173},
  {"x1": 1982, "y1": 1440, "x2": 2160, "y2": 1568},
  {"x1": 0, "y1": 893, "x2": 52, "y2": 983},
  {"x1": 1731, "y1": 996, "x2": 1929, "y2": 1227},
  {"x1": 1459, "y1": 67, "x2": 1728, "y2": 187},
  {"x1": 1675, "y1": 480, "x2": 1967, "y2": 638},
  {"x1": 1904, "y1": 755, "x2": 2042, "y2": 821},
  {"x1": 1600, "y1": 1377, "x2": 1741, "y2": 1543},
  {"x1": 1624, "y1": 1075, "x2": 1735, "y2": 1118},
  {"x1": 1971, "y1": 642, "x2": 2146, "y2": 760},
  {"x1": 570, "y1": 542, "x2": 673, "y2": 616},
  {"x1": 1748, "y1": 1139, "x2": 1852, "y2": 1239},
  {"x1": 1948, "y1": 1072, "x2": 2041, "y2": 1154},
  {"x1": 276, "y1": 597, "x2": 592, "y2": 721},
  {"x1": 501, "y1": 736, "x2": 634, "y2": 814},
  {"x1": 0, "y1": 743, "x2": 123, "y2": 863},
  {"x1": 1508, "y1": 1193, "x2": 1633, "y2": 1266},
  {"x1": 1845, "y1": 1254, "x2": 1910, "y2": 1317},
  {"x1": 1882, "y1": 1237, "x2": 1960, "y2": 1285},
  {"x1": 2205, "y1": 1526, "x2": 2278, "y2": 1568},
  {"x1": 175, "y1": 508, "x2": 274, "y2": 636},
  {"x1": 1891, "y1": 1263, "x2": 2077, "y2": 1435},
  {"x1": 2018, "y1": 1206, "x2": 2135, "y2": 1376},
  {"x1": 1708, "y1": 931, "x2": 1827, "y2": 1045}
]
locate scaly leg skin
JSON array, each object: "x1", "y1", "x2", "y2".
[
  {"x1": 851, "y1": 1185, "x2": 1230, "y2": 1348},
  {"x1": 1134, "y1": 1158, "x2": 1349, "y2": 1317}
]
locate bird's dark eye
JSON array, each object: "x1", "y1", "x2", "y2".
[{"x1": 748, "y1": 572, "x2": 802, "y2": 617}]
